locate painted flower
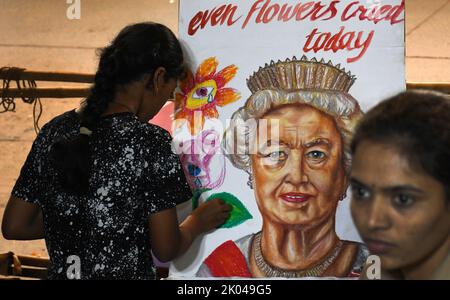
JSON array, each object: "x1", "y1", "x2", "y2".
[{"x1": 175, "y1": 57, "x2": 241, "y2": 135}]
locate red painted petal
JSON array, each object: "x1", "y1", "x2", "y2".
[
  {"x1": 204, "y1": 240, "x2": 252, "y2": 278},
  {"x1": 196, "y1": 57, "x2": 218, "y2": 83},
  {"x1": 215, "y1": 88, "x2": 241, "y2": 107},
  {"x1": 174, "y1": 93, "x2": 185, "y2": 108},
  {"x1": 180, "y1": 72, "x2": 195, "y2": 95},
  {"x1": 215, "y1": 65, "x2": 238, "y2": 89},
  {"x1": 203, "y1": 107, "x2": 219, "y2": 119}
]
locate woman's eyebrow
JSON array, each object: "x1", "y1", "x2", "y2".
[
  {"x1": 383, "y1": 185, "x2": 425, "y2": 195},
  {"x1": 303, "y1": 138, "x2": 331, "y2": 148},
  {"x1": 350, "y1": 178, "x2": 371, "y2": 190},
  {"x1": 350, "y1": 178, "x2": 425, "y2": 195}
]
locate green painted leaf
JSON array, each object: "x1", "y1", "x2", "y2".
[{"x1": 206, "y1": 192, "x2": 253, "y2": 228}]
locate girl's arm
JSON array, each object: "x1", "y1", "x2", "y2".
[
  {"x1": 148, "y1": 198, "x2": 231, "y2": 262},
  {"x1": 2, "y1": 196, "x2": 45, "y2": 240}
]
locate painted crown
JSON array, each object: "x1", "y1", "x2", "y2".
[{"x1": 246, "y1": 56, "x2": 356, "y2": 94}]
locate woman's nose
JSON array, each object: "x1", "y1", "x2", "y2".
[
  {"x1": 285, "y1": 151, "x2": 308, "y2": 185},
  {"x1": 367, "y1": 196, "x2": 391, "y2": 231}
]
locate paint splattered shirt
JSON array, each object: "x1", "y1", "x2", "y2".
[{"x1": 12, "y1": 110, "x2": 192, "y2": 280}]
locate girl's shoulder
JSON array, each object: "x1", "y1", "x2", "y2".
[{"x1": 31, "y1": 109, "x2": 79, "y2": 147}]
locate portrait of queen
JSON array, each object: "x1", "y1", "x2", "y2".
[{"x1": 196, "y1": 56, "x2": 369, "y2": 278}]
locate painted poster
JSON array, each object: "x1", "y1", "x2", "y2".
[{"x1": 170, "y1": 0, "x2": 405, "y2": 278}]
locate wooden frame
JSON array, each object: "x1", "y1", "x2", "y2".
[
  {"x1": 0, "y1": 252, "x2": 49, "y2": 280},
  {"x1": 1, "y1": 69, "x2": 450, "y2": 100}
]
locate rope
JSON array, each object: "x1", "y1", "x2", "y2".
[{"x1": 1, "y1": 67, "x2": 43, "y2": 134}]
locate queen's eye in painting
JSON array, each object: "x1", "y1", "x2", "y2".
[
  {"x1": 305, "y1": 150, "x2": 327, "y2": 163},
  {"x1": 260, "y1": 150, "x2": 288, "y2": 166}
]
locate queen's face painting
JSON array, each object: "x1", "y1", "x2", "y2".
[{"x1": 251, "y1": 104, "x2": 347, "y2": 226}]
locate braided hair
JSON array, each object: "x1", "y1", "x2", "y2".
[{"x1": 51, "y1": 22, "x2": 185, "y2": 195}]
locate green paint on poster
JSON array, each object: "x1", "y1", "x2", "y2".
[{"x1": 206, "y1": 192, "x2": 252, "y2": 228}]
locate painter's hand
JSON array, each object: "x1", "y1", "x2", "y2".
[{"x1": 190, "y1": 198, "x2": 232, "y2": 234}]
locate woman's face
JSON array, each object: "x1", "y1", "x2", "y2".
[
  {"x1": 251, "y1": 104, "x2": 347, "y2": 226},
  {"x1": 152, "y1": 77, "x2": 178, "y2": 115},
  {"x1": 350, "y1": 140, "x2": 450, "y2": 272},
  {"x1": 141, "y1": 76, "x2": 178, "y2": 121}
]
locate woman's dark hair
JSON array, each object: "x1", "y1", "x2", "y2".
[
  {"x1": 351, "y1": 90, "x2": 450, "y2": 202},
  {"x1": 51, "y1": 22, "x2": 185, "y2": 195}
]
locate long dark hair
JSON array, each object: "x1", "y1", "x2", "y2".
[
  {"x1": 51, "y1": 22, "x2": 185, "y2": 195},
  {"x1": 351, "y1": 90, "x2": 450, "y2": 202}
]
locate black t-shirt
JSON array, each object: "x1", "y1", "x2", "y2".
[{"x1": 12, "y1": 110, "x2": 192, "y2": 279}]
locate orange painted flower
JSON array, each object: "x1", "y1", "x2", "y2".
[{"x1": 175, "y1": 57, "x2": 241, "y2": 135}]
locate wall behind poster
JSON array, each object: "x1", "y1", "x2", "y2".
[{"x1": 170, "y1": 0, "x2": 405, "y2": 277}]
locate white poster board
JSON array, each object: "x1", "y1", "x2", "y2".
[{"x1": 171, "y1": 0, "x2": 405, "y2": 278}]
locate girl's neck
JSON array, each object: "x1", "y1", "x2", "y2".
[
  {"x1": 104, "y1": 101, "x2": 136, "y2": 115},
  {"x1": 102, "y1": 83, "x2": 143, "y2": 117}
]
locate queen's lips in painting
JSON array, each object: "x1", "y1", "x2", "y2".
[{"x1": 279, "y1": 192, "x2": 312, "y2": 203}]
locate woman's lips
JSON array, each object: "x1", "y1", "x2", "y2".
[
  {"x1": 280, "y1": 193, "x2": 312, "y2": 203},
  {"x1": 365, "y1": 239, "x2": 396, "y2": 255}
]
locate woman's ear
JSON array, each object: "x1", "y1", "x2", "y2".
[
  {"x1": 141, "y1": 72, "x2": 154, "y2": 92},
  {"x1": 152, "y1": 67, "x2": 168, "y2": 95}
]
